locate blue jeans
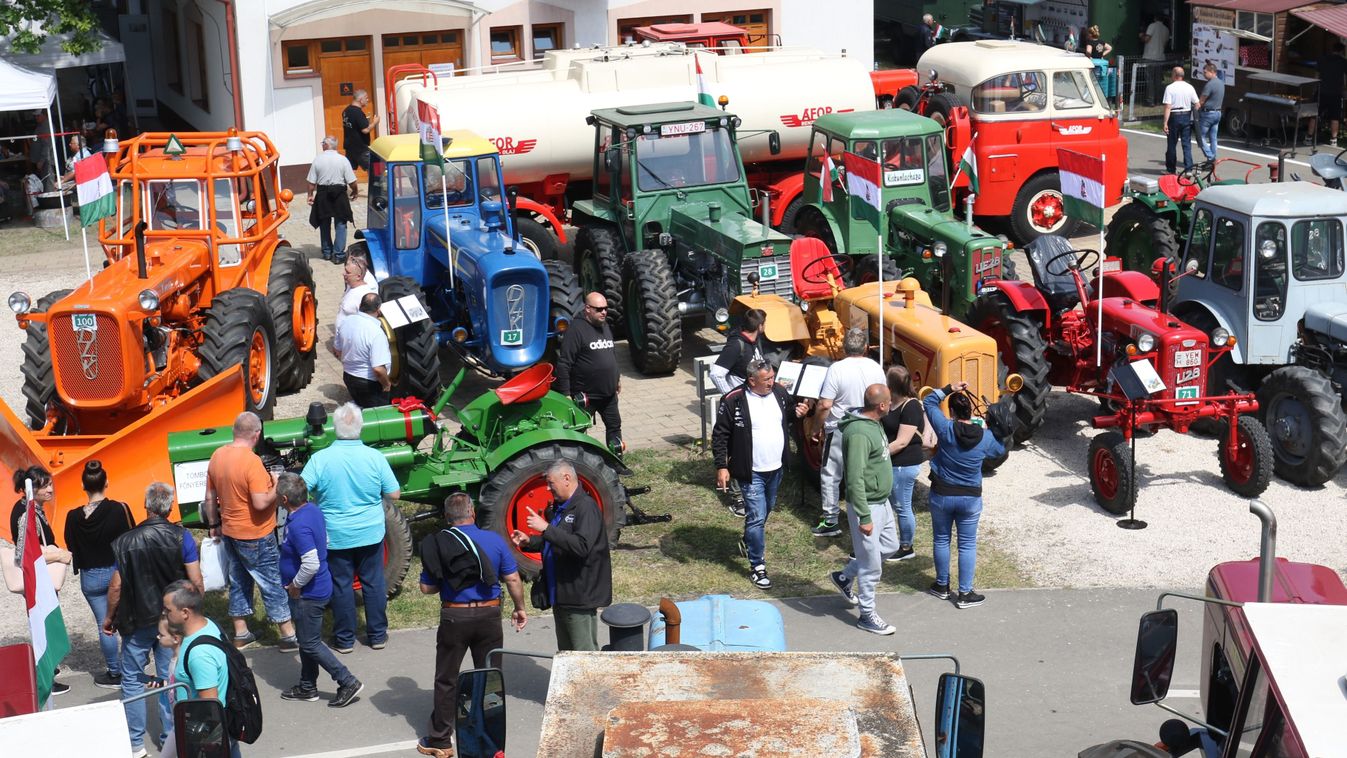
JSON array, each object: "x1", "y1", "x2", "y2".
[
  {"x1": 289, "y1": 595, "x2": 357, "y2": 689},
  {"x1": 890, "y1": 464, "x2": 920, "y2": 547},
  {"x1": 224, "y1": 534, "x2": 292, "y2": 624},
  {"x1": 319, "y1": 219, "x2": 348, "y2": 259},
  {"x1": 740, "y1": 468, "x2": 783, "y2": 568},
  {"x1": 928, "y1": 493, "x2": 983, "y2": 594},
  {"x1": 1166, "y1": 112, "x2": 1194, "y2": 173},
  {"x1": 328, "y1": 542, "x2": 387, "y2": 648},
  {"x1": 1197, "y1": 109, "x2": 1221, "y2": 161},
  {"x1": 80, "y1": 565, "x2": 120, "y2": 674},
  {"x1": 120, "y1": 624, "x2": 173, "y2": 750}
]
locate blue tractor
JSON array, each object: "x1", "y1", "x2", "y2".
[{"x1": 348, "y1": 132, "x2": 582, "y2": 397}]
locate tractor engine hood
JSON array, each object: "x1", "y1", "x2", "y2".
[
  {"x1": 669, "y1": 202, "x2": 795, "y2": 298},
  {"x1": 888, "y1": 204, "x2": 1003, "y2": 253},
  {"x1": 1101, "y1": 298, "x2": 1210, "y2": 402}
]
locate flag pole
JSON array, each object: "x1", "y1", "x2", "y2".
[
  {"x1": 878, "y1": 228, "x2": 885, "y2": 371},
  {"x1": 1097, "y1": 152, "x2": 1105, "y2": 367},
  {"x1": 442, "y1": 169, "x2": 454, "y2": 291},
  {"x1": 80, "y1": 225, "x2": 93, "y2": 284}
]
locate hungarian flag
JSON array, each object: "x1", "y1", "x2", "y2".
[
  {"x1": 74, "y1": 153, "x2": 115, "y2": 228},
  {"x1": 957, "y1": 142, "x2": 979, "y2": 195},
  {"x1": 695, "y1": 56, "x2": 715, "y2": 108},
  {"x1": 20, "y1": 488, "x2": 69, "y2": 707},
  {"x1": 843, "y1": 151, "x2": 883, "y2": 222},
  {"x1": 416, "y1": 100, "x2": 445, "y2": 165},
  {"x1": 1058, "y1": 149, "x2": 1105, "y2": 227},
  {"x1": 820, "y1": 151, "x2": 836, "y2": 202}
]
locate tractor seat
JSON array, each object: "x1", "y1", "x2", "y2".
[
  {"x1": 790, "y1": 237, "x2": 840, "y2": 301},
  {"x1": 1025, "y1": 235, "x2": 1085, "y2": 312},
  {"x1": 1310, "y1": 152, "x2": 1347, "y2": 181},
  {"x1": 1157, "y1": 174, "x2": 1200, "y2": 203},
  {"x1": 495, "y1": 363, "x2": 554, "y2": 405}
]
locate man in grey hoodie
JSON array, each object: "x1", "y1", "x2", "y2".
[{"x1": 829, "y1": 384, "x2": 899, "y2": 635}]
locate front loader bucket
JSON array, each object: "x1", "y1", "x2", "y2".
[{"x1": 0, "y1": 367, "x2": 245, "y2": 544}]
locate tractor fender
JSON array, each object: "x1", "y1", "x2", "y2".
[
  {"x1": 515, "y1": 196, "x2": 568, "y2": 245},
  {"x1": 1099, "y1": 271, "x2": 1160, "y2": 304},
  {"x1": 804, "y1": 203, "x2": 848, "y2": 254},
  {"x1": 731, "y1": 293, "x2": 811, "y2": 343},
  {"x1": 981, "y1": 280, "x2": 1051, "y2": 323},
  {"x1": 1172, "y1": 302, "x2": 1248, "y2": 365},
  {"x1": 361, "y1": 232, "x2": 393, "y2": 280},
  {"x1": 766, "y1": 174, "x2": 805, "y2": 228},
  {"x1": 483, "y1": 427, "x2": 623, "y2": 475}
]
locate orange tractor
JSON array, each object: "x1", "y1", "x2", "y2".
[{"x1": 1, "y1": 130, "x2": 317, "y2": 541}]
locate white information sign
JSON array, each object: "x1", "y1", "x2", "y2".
[{"x1": 173, "y1": 460, "x2": 211, "y2": 505}]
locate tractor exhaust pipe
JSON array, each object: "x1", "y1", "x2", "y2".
[
  {"x1": 134, "y1": 221, "x2": 148, "y2": 279},
  {"x1": 658, "y1": 597, "x2": 682, "y2": 645},
  {"x1": 1249, "y1": 499, "x2": 1277, "y2": 602},
  {"x1": 760, "y1": 193, "x2": 771, "y2": 238}
]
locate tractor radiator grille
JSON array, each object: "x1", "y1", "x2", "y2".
[
  {"x1": 739, "y1": 255, "x2": 795, "y2": 301},
  {"x1": 50, "y1": 313, "x2": 125, "y2": 402}
]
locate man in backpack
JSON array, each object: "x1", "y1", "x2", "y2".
[
  {"x1": 417, "y1": 493, "x2": 527, "y2": 758},
  {"x1": 162, "y1": 579, "x2": 242, "y2": 758}
]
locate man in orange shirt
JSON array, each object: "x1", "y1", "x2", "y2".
[{"x1": 202, "y1": 412, "x2": 298, "y2": 651}]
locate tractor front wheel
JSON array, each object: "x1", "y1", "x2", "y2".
[
  {"x1": 967, "y1": 294, "x2": 1051, "y2": 441},
  {"x1": 378, "y1": 276, "x2": 442, "y2": 401},
  {"x1": 1257, "y1": 366, "x2": 1347, "y2": 486},
  {"x1": 1105, "y1": 202, "x2": 1180, "y2": 275},
  {"x1": 266, "y1": 247, "x2": 318, "y2": 393},
  {"x1": 1010, "y1": 172, "x2": 1081, "y2": 245},
  {"x1": 515, "y1": 216, "x2": 559, "y2": 261},
  {"x1": 574, "y1": 225, "x2": 626, "y2": 334},
  {"x1": 20, "y1": 288, "x2": 73, "y2": 431},
  {"x1": 852, "y1": 255, "x2": 901, "y2": 286},
  {"x1": 1218, "y1": 414, "x2": 1273, "y2": 497},
  {"x1": 622, "y1": 249, "x2": 681, "y2": 375},
  {"x1": 479, "y1": 444, "x2": 625, "y2": 579},
  {"x1": 1088, "y1": 431, "x2": 1135, "y2": 516},
  {"x1": 199, "y1": 289, "x2": 278, "y2": 419}
]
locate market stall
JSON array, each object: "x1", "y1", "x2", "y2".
[{"x1": 0, "y1": 59, "x2": 69, "y2": 238}]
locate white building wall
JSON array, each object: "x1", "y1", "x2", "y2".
[{"x1": 782, "y1": 0, "x2": 872, "y2": 63}]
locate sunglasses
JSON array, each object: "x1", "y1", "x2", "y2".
[{"x1": 587, "y1": 304, "x2": 608, "y2": 312}]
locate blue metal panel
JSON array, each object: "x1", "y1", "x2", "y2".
[{"x1": 648, "y1": 594, "x2": 787, "y2": 652}]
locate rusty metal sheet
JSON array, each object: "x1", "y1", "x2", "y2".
[
  {"x1": 535, "y1": 652, "x2": 925, "y2": 758},
  {"x1": 602, "y1": 697, "x2": 861, "y2": 757}
]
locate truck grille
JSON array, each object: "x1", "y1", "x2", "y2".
[
  {"x1": 739, "y1": 255, "x2": 795, "y2": 300},
  {"x1": 49, "y1": 313, "x2": 125, "y2": 402}
]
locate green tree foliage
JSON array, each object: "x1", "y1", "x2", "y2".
[{"x1": 2, "y1": 1, "x2": 101, "y2": 55}]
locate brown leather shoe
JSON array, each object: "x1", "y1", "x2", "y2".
[{"x1": 416, "y1": 739, "x2": 454, "y2": 758}]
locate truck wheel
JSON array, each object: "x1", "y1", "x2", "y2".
[
  {"x1": 19, "y1": 288, "x2": 72, "y2": 431},
  {"x1": 479, "y1": 443, "x2": 624, "y2": 579},
  {"x1": 790, "y1": 356, "x2": 832, "y2": 485},
  {"x1": 895, "y1": 86, "x2": 921, "y2": 111},
  {"x1": 1257, "y1": 366, "x2": 1347, "y2": 486},
  {"x1": 1105, "y1": 202, "x2": 1180, "y2": 275},
  {"x1": 266, "y1": 247, "x2": 318, "y2": 394},
  {"x1": 200, "y1": 289, "x2": 278, "y2": 420},
  {"x1": 622, "y1": 249, "x2": 682, "y2": 375},
  {"x1": 1224, "y1": 108, "x2": 1248, "y2": 138},
  {"x1": 382, "y1": 500, "x2": 413, "y2": 599},
  {"x1": 852, "y1": 255, "x2": 901, "y2": 286},
  {"x1": 515, "y1": 216, "x2": 559, "y2": 261},
  {"x1": 778, "y1": 196, "x2": 805, "y2": 235},
  {"x1": 574, "y1": 225, "x2": 626, "y2": 334},
  {"x1": 1218, "y1": 414, "x2": 1273, "y2": 497},
  {"x1": 1010, "y1": 172, "x2": 1081, "y2": 245},
  {"x1": 967, "y1": 295, "x2": 1051, "y2": 441},
  {"x1": 378, "y1": 276, "x2": 443, "y2": 401},
  {"x1": 925, "y1": 92, "x2": 963, "y2": 129},
  {"x1": 1088, "y1": 431, "x2": 1135, "y2": 515}
]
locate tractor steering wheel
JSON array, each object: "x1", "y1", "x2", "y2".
[
  {"x1": 1044, "y1": 248, "x2": 1101, "y2": 278},
  {"x1": 1177, "y1": 161, "x2": 1215, "y2": 188},
  {"x1": 801, "y1": 253, "x2": 855, "y2": 285},
  {"x1": 1335, "y1": 146, "x2": 1347, "y2": 167}
]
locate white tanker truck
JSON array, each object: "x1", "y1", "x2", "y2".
[{"x1": 387, "y1": 43, "x2": 917, "y2": 257}]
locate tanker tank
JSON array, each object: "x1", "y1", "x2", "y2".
[{"x1": 392, "y1": 45, "x2": 877, "y2": 186}]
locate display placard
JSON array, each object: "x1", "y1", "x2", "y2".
[{"x1": 1192, "y1": 24, "x2": 1237, "y2": 88}]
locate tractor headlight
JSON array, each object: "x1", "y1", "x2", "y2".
[
  {"x1": 1259, "y1": 239, "x2": 1278, "y2": 260},
  {"x1": 714, "y1": 307, "x2": 730, "y2": 324},
  {"x1": 554, "y1": 315, "x2": 571, "y2": 333},
  {"x1": 138, "y1": 289, "x2": 160, "y2": 311},
  {"x1": 8, "y1": 291, "x2": 31, "y2": 314},
  {"x1": 451, "y1": 327, "x2": 469, "y2": 343},
  {"x1": 934, "y1": 241, "x2": 948, "y2": 258},
  {"x1": 1136, "y1": 333, "x2": 1156, "y2": 353},
  {"x1": 1211, "y1": 327, "x2": 1231, "y2": 347}
]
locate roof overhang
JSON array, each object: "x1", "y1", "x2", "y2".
[{"x1": 269, "y1": 0, "x2": 486, "y2": 30}]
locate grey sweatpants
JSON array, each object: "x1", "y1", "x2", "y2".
[
  {"x1": 841, "y1": 500, "x2": 900, "y2": 616},
  {"x1": 819, "y1": 430, "x2": 846, "y2": 520}
]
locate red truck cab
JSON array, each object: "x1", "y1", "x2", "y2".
[{"x1": 632, "y1": 22, "x2": 754, "y2": 53}]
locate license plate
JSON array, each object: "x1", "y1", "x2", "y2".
[
  {"x1": 1174, "y1": 349, "x2": 1201, "y2": 368},
  {"x1": 1175, "y1": 386, "x2": 1199, "y2": 401},
  {"x1": 660, "y1": 121, "x2": 707, "y2": 137},
  {"x1": 71, "y1": 313, "x2": 98, "y2": 332},
  {"x1": 500, "y1": 329, "x2": 523, "y2": 347},
  {"x1": 758, "y1": 263, "x2": 779, "y2": 281}
]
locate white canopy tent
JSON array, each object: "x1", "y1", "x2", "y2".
[
  {"x1": 1, "y1": 29, "x2": 126, "y2": 70},
  {"x1": 0, "y1": 58, "x2": 69, "y2": 238}
]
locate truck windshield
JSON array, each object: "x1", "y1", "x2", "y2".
[
  {"x1": 634, "y1": 127, "x2": 741, "y2": 191},
  {"x1": 145, "y1": 179, "x2": 204, "y2": 231},
  {"x1": 972, "y1": 71, "x2": 1048, "y2": 114},
  {"x1": 424, "y1": 160, "x2": 473, "y2": 209},
  {"x1": 878, "y1": 137, "x2": 925, "y2": 187}
]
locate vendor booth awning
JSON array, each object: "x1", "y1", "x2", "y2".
[
  {"x1": 1291, "y1": 4, "x2": 1347, "y2": 39},
  {"x1": 1188, "y1": 0, "x2": 1318, "y2": 12},
  {"x1": 1, "y1": 29, "x2": 125, "y2": 69},
  {"x1": 0, "y1": 58, "x2": 57, "y2": 112}
]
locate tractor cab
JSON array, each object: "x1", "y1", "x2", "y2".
[{"x1": 631, "y1": 22, "x2": 754, "y2": 53}]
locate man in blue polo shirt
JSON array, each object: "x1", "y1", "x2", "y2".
[
  {"x1": 301, "y1": 403, "x2": 401, "y2": 653},
  {"x1": 276, "y1": 473, "x2": 363, "y2": 708},
  {"x1": 414, "y1": 493, "x2": 526, "y2": 758}
]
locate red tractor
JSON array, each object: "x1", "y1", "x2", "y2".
[{"x1": 970, "y1": 236, "x2": 1273, "y2": 512}]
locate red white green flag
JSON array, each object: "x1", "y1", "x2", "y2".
[
  {"x1": 820, "y1": 151, "x2": 836, "y2": 202},
  {"x1": 20, "y1": 486, "x2": 69, "y2": 708},
  {"x1": 1058, "y1": 148, "x2": 1105, "y2": 227},
  {"x1": 74, "y1": 153, "x2": 115, "y2": 228},
  {"x1": 843, "y1": 150, "x2": 883, "y2": 223},
  {"x1": 695, "y1": 56, "x2": 715, "y2": 108},
  {"x1": 416, "y1": 100, "x2": 445, "y2": 166}
]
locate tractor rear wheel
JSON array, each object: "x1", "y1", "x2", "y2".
[
  {"x1": 895, "y1": 86, "x2": 921, "y2": 111},
  {"x1": 966, "y1": 294, "x2": 1051, "y2": 441},
  {"x1": 479, "y1": 443, "x2": 624, "y2": 579},
  {"x1": 1010, "y1": 171, "x2": 1082, "y2": 245},
  {"x1": 1088, "y1": 431, "x2": 1135, "y2": 515},
  {"x1": 1218, "y1": 414, "x2": 1273, "y2": 497},
  {"x1": 544, "y1": 259, "x2": 583, "y2": 361},
  {"x1": 574, "y1": 225, "x2": 626, "y2": 334},
  {"x1": 377, "y1": 276, "x2": 442, "y2": 402},
  {"x1": 266, "y1": 247, "x2": 318, "y2": 394},
  {"x1": 853, "y1": 255, "x2": 901, "y2": 286},
  {"x1": 1257, "y1": 366, "x2": 1347, "y2": 486},
  {"x1": 20, "y1": 288, "x2": 72, "y2": 431},
  {"x1": 622, "y1": 249, "x2": 681, "y2": 375},
  {"x1": 515, "y1": 216, "x2": 559, "y2": 261},
  {"x1": 382, "y1": 500, "x2": 413, "y2": 599},
  {"x1": 1105, "y1": 202, "x2": 1181, "y2": 275},
  {"x1": 199, "y1": 289, "x2": 278, "y2": 420}
]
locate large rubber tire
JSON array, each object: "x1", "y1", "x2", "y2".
[
  {"x1": 20, "y1": 288, "x2": 72, "y2": 430},
  {"x1": 377, "y1": 275, "x2": 442, "y2": 402},
  {"x1": 622, "y1": 249, "x2": 681, "y2": 375},
  {"x1": 1010, "y1": 171, "x2": 1082, "y2": 246},
  {"x1": 1088, "y1": 431, "x2": 1135, "y2": 516},
  {"x1": 1105, "y1": 202, "x2": 1181, "y2": 275},
  {"x1": 514, "y1": 216, "x2": 559, "y2": 261},
  {"x1": 266, "y1": 247, "x2": 318, "y2": 394},
  {"x1": 1000, "y1": 254, "x2": 1020, "y2": 281},
  {"x1": 479, "y1": 444, "x2": 624, "y2": 579},
  {"x1": 778, "y1": 195, "x2": 805, "y2": 235},
  {"x1": 1257, "y1": 366, "x2": 1347, "y2": 487},
  {"x1": 199, "y1": 289, "x2": 278, "y2": 420},
  {"x1": 925, "y1": 92, "x2": 962, "y2": 130},
  {"x1": 895, "y1": 86, "x2": 921, "y2": 111},
  {"x1": 382, "y1": 500, "x2": 413, "y2": 599},
  {"x1": 543, "y1": 258, "x2": 583, "y2": 361},
  {"x1": 852, "y1": 255, "x2": 901, "y2": 287},
  {"x1": 1224, "y1": 107, "x2": 1248, "y2": 139},
  {"x1": 574, "y1": 225, "x2": 626, "y2": 333},
  {"x1": 1218, "y1": 414, "x2": 1274, "y2": 498},
  {"x1": 966, "y1": 294, "x2": 1051, "y2": 442}
]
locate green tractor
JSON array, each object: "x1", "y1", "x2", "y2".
[
  {"x1": 791, "y1": 110, "x2": 1014, "y2": 320},
  {"x1": 166, "y1": 363, "x2": 633, "y2": 590},
  {"x1": 571, "y1": 102, "x2": 792, "y2": 375}
]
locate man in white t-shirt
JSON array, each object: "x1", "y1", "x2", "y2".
[
  {"x1": 806, "y1": 328, "x2": 884, "y2": 537},
  {"x1": 1141, "y1": 16, "x2": 1171, "y2": 105},
  {"x1": 333, "y1": 292, "x2": 392, "y2": 408},
  {"x1": 1162, "y1": 66, "x2": 1200, "y2": 174}
]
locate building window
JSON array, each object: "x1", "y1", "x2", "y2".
[
  {"x1": 162, "y1": 5, "x2": 182, "y2": 93},
  {"x1": 189, "y1": 19, "x2": 209, "y2": 110},
  {"x1": 284, "y1": 42, "x2": 313, "y2": 74},
  {"x1": 616, "y1": 15, "x2": 692, "y2": 45},
  {"x1": 532, "y1": 23, "x2": 562, "y2": 59},
  {"x1": 490, "y1": 26, "x2": 522, "y2": 63}
]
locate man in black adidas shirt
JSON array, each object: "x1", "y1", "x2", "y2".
[
  {"x1": 710, "y1": 308, "x2": 766, "y2": 394},
  {"x1": 556, "y1": 292, "x2": 622, "y2": 455}
]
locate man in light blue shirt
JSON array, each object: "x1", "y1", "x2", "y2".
[
  {"x1": 301, "y1": 403, "x2": 401, "y2": 653},
  {"x1": 333, "y1": 292, "x2": 392, "y2": 408}
]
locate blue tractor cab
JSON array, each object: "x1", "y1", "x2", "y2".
[{"x1": 350, "y1": 131, "x2": 581, "y2": 395}]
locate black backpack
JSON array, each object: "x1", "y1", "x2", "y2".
[{"x1": 183, "y1": 629, "x2": 264, "y2": 744}]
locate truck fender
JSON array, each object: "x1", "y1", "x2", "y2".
[
  {"x1": 483, "y1": 426, "x2": 623, "y2": 474},
  {"x1": 1172, "y1": 302, "x2": 1248, "y2": 365},
  {"x1": 982, "y1": 280, "x2": 1051, "y2": 324},
  {"x1": 766, "y1": 174, "x2": 805, "y2": 228},
  {"x1": 869, "y1": 69, "x2": 920, "y2": 105},
  {"x1": 515, "y1": 196, "x2": 569, "y2": 245},
  {"x1": 944, "y1": 108, "x2": 973, "y2": 187}
]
